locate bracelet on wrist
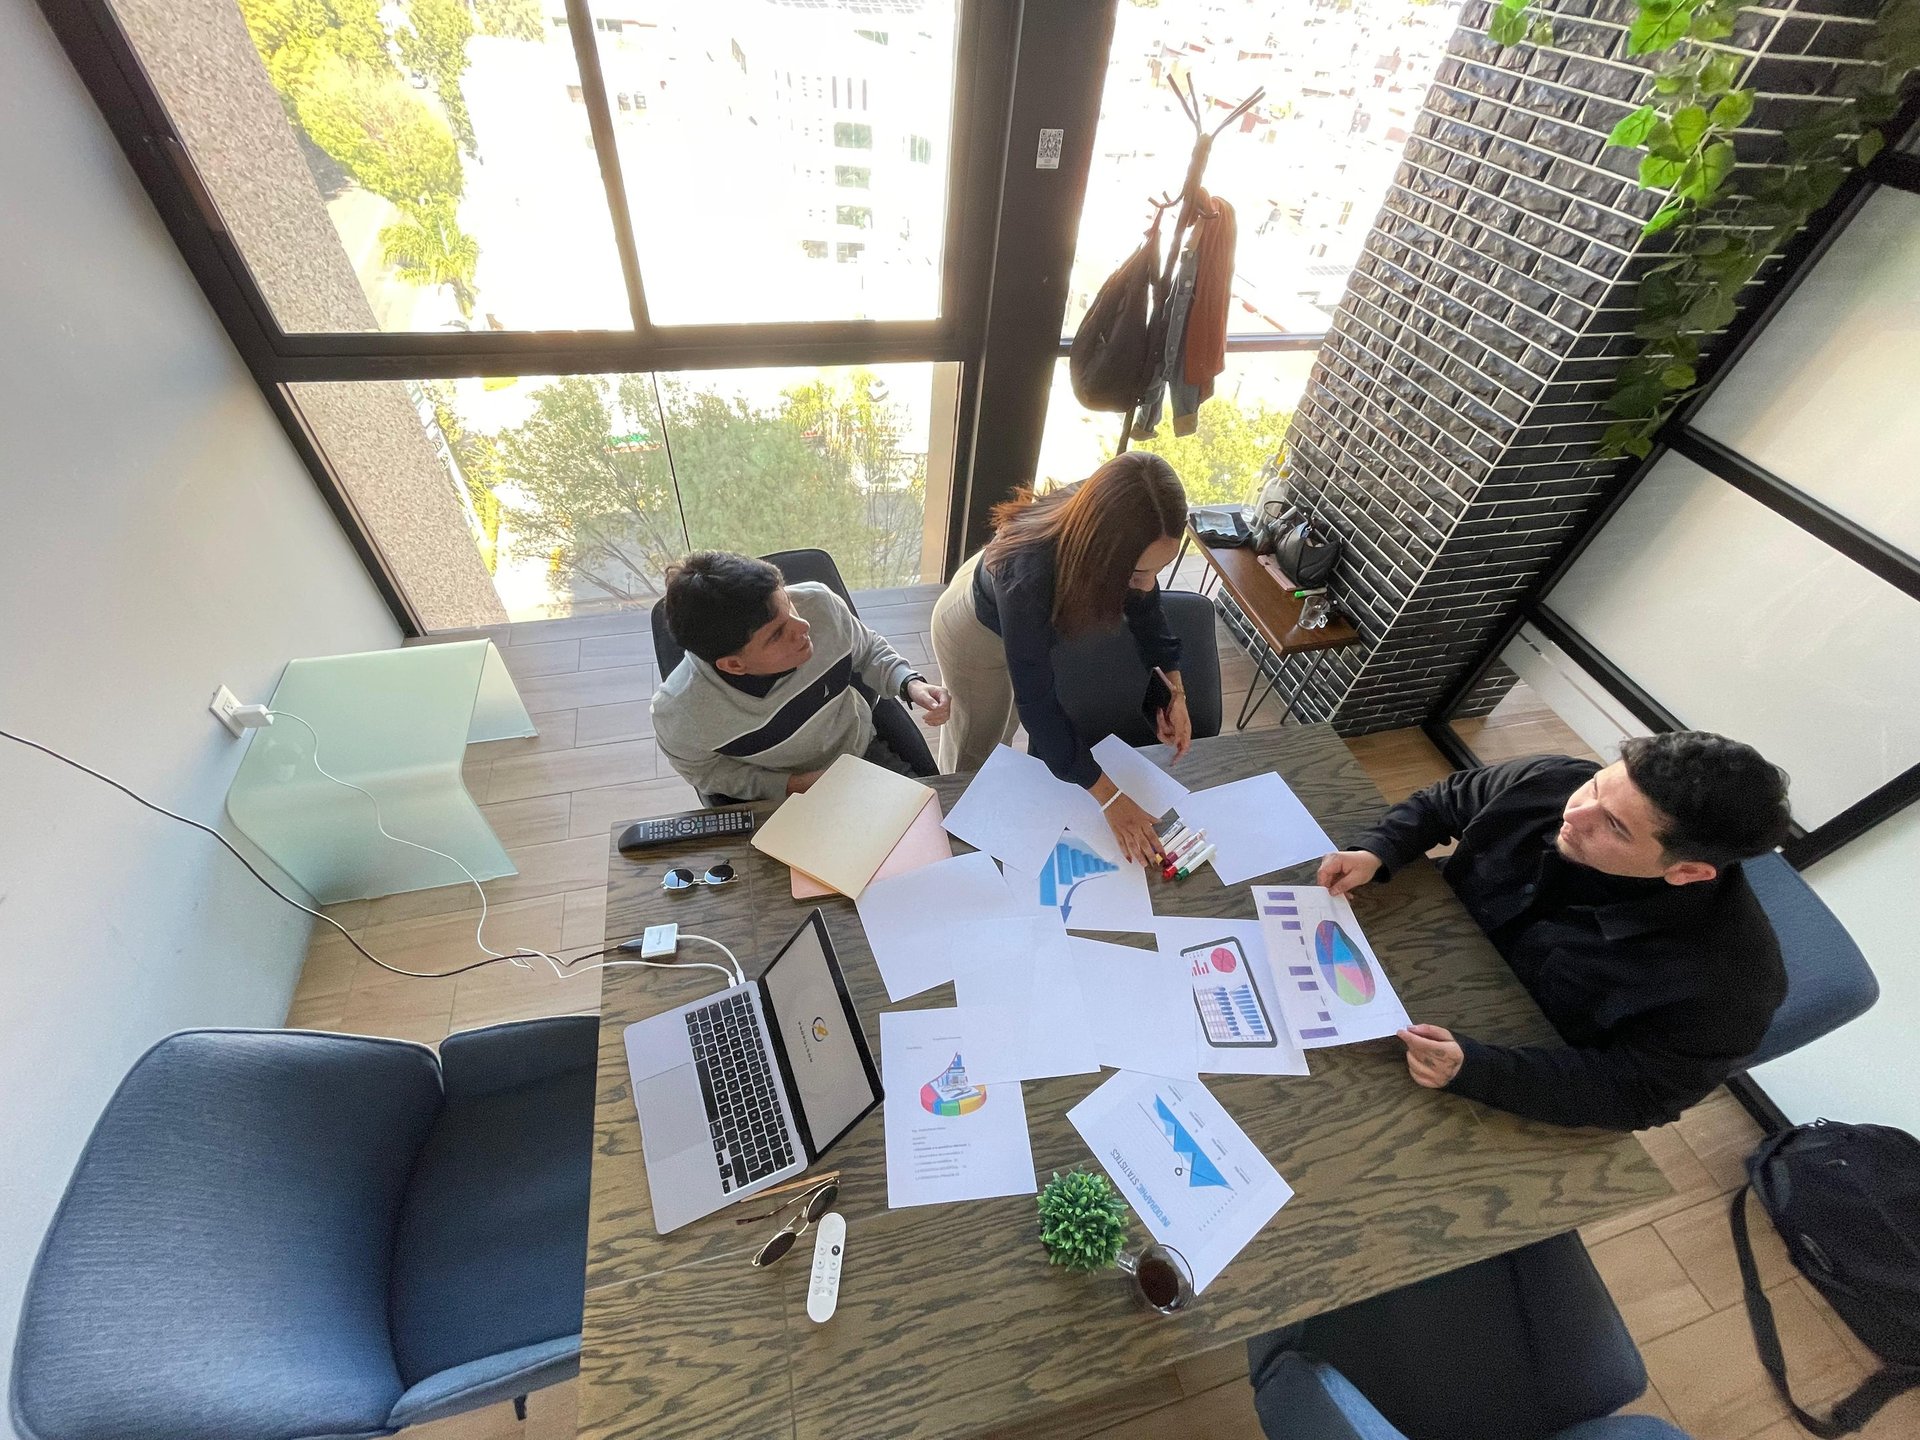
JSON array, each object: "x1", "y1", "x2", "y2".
[{"x1": 1099, "y1": 789, "x2": 1123, "y2": 811}]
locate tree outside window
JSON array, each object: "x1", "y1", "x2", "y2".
[
  {"x1": 833, "y1": 121, "x2": 873, "y2": 149},
  {"x1": 835, "y1": 165, "x2": 871, "y2": 188},
  {"x1": 836, "y1": 204, "x2": 874, "y2": 229}
]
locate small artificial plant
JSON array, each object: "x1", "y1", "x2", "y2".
[{"x1": 1037, "y1": 1167, "x2": 1131, "y2": 1273}]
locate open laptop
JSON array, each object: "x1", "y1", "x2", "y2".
[{"x1": 624, "y1": 909, "x2": 881, "y2": 1234}]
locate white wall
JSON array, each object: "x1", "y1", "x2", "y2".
[
  {"x1": 1751, "y1": 805, "x2": 1920, "y2": 1134},
  {"x1": 0, "y1": 1, "x2": 400, "y2": 1422}
]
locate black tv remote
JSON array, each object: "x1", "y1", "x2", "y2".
[{"x1": 617, "y1": 810, "x2": 756, "y2": 853}]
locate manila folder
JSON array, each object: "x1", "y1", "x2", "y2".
[{"x1": 750, "y1": 753, "x2": 934, "y2": 900}]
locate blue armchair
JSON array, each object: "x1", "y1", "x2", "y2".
[
  {"x1": 1248, "y1": 1233, "x2": 1684, "y2": 1440},
  {"x1": 10, "y1": 1017, "x2": 597, "y2": 1440},
  {"x1": 1738, "y1": 852, "x2": 1879, "y2": 1071}
]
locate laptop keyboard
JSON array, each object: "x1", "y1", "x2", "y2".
[{"x1": 685, "y1": 991, "x2": 794, "y2": 1192}]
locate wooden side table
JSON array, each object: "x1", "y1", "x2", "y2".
[{"x1": 1171, "y1": 521, "x2": 1363, "y2": 729}]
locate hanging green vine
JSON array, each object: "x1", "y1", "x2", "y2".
[{"x1": 1486, "y1": 0, "x2": 1920, "y2": 459}]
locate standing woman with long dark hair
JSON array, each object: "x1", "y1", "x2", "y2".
[{"x1": 930, "y1": 452, "x2": 1192, "y2": 864}]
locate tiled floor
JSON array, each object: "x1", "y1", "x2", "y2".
[{"x1": 285, "y1": 587, "x2": 1908, "y2": 1440}]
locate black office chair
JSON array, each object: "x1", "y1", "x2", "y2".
[
  {"x1": 1050, "y1": 589, "x2": 1224, "y2": 748},
  {"x1": 649, "y1": 548, "x2": 938, "y2": 805},
  {"x1": 1247, "y1": 1233, "x2": 1659, "y2": 1440}
]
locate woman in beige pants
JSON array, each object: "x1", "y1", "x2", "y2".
[{"x1": 930, "y1": 453, "x2": 1192, "y2": 865}]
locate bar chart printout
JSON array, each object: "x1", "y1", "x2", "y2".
[{"x1": 1253, "y1": 885, "x2": 1411, "y2": 1049}]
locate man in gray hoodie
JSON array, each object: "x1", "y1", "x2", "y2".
[{"x1": 651, "y1": 552, "x2": 951, "y2": 803}]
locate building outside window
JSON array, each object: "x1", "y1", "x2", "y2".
[
  {"x1": 801, "y1": 239, "x2": 829, "y2": 259},
  {"x1": 836, "y1": 242, "x2": 865, "y2": 263}
]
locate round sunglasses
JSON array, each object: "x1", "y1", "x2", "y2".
[
  {"x1": 661, "y1": 863, "x2": 736, "y2": 893},
  {"x1": 746, "y1": 1178, "x2": 840, "y2": 1268}
]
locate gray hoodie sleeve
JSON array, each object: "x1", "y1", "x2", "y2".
[
  {"x1": 652, "y1": 710, "x2": 793, "y2": 803},
  {"x1": 849, "y1": 614, "x2": 916, "y2": 702}
]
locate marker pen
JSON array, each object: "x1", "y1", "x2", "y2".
[
  {"x1": 1176, "y1": 843, "x2": 1217, "y2": 879},
  {"x1": 1161, "y1": 829, "x2": 1206, "y2": 877}
]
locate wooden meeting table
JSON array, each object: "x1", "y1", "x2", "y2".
[{"x1": 580, "y1": 726, "x2": 1668, "y2": 1440}]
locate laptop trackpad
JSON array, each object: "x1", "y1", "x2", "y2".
[{"x1": 636, "y1": 1064, "x2": 711, "y2": 1160}]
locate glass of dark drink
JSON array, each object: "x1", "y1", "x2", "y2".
[{"x1": 1115, "y1": 1243, "x2": 1194, "y2": 1314}]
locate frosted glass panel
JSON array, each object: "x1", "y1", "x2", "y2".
[
  {"x1": 1693, "y1": 188, "x2": 1920, "y2": 560},
  {"x1": 1547, "y1": 455, "x2": 1920, "y2": 827}
]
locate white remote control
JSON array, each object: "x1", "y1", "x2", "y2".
[{"x1": 806, "y1": 1212, "x2": 846, "y2": 1323}]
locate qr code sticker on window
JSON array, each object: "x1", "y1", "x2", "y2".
[{"x1": 1035, "y1": 128, "x2": 1063, "y2": 170}]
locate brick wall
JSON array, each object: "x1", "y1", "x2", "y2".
[{"x1": 1245, "y1": 0, "x2": 1885, "y2": 734}]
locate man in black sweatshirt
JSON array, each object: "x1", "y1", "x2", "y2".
[{"x1": 1318, "y1": 732, "x2": 1792, "y2": 1131}]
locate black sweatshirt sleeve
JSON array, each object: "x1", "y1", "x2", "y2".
[
  {"x1": 997, "y1": 564, "x2": 1102, "y2": 788},
  {"x1": 1123, "y1": 582, "x2": 1183, "y2": 672},
  {"x1": 1353, "y1": 756, "x2": 1568, "y2": 875},
  {"x1": 1446, "y1": 1004, "x2": 1749, "y2": 1131}
]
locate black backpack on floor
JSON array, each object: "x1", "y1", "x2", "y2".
[{"x1": 1730, "y1": 1119, "x2": 1920, "y2": 1437}]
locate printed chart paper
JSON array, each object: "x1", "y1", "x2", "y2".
[
  {"x1": 1002, "y1": 828, "x2": 1155, "y2": 933},
  {"x1": 942, "y1": 745, "x2": 1120, "y2": 874},
  {"x1": 1176, "y1": 772, "x2": 1334, "y2": 885},
  {"x1": 855, "y1": 852, "x2": 1026, "y2": 1001},
  {"x1": 1068, "y1": 1071, "x2": 1294, "y2": 1293},
  {"x1": 1152, "y1": 916, "x2": 1309, "y2": 1077},
  {"x1": 949, "y1": 916, "x2": 1099, "y2": 1083},
  {"x1": 1091, "y1": 735, "x2": 1191, "y2": 818},
  {"x1": 1068, "y1": 937, "x2": 1198, "y2": 1080},
  {"x1": 1254, "y1": 885, "x2": 1411, "y2": 1048},
  {"x1": 881, "y1": 1008, "x2": 1037, "y2": 1209}
]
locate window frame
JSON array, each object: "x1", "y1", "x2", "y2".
[
  {"x1": 45, "y1": 0, "x2": 1003, "y2": 381},
  {"x1": 1428, "y1": 134, "x2": 1920, "y2": 872}
]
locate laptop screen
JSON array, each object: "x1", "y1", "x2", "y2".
[{"x1": 761, "y1": 911, "x2": 879, "y2": 1155}]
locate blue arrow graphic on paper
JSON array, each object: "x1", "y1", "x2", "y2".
[
  {"x1": 1154, "y1": 1096, "x2": 1230, "y2": 1189},
  {"x1": 1036, "y1": 836, "x2": 1117, "y2": 923}
]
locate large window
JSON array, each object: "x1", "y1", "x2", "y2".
[
  {"x1": 291, "y1": 363, "x2": 955, "y2": 621},
  {"x1": 69, "y1": 0, "x2": 975, "y2": 630}
]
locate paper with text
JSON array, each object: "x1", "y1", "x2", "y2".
[
  {"x1": 881, "y1": 1008, "x2": 1037, "y2": 1209},
  {"x1": 1068, "y1": 1071, "x2": 1293, "y2": 1293}
]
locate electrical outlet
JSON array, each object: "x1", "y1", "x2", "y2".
[{"x1": 209, "y1": 685, "x2": 250, "y2": 737}]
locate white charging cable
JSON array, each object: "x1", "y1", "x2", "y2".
[{"x1": 269, "y1": 710, "x2": 565, "y2": 976}]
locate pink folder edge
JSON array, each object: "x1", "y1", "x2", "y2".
[{"x1": 791, "y1": 791, "x2": 952, "y2": 899}]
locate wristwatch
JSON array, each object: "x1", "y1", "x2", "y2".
[{"x1": 900, "y1": 672, "x2": 926, "y2": 702}]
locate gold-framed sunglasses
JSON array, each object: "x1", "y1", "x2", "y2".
[{"x1": 743, "y1": 1175, "x2": 840, "y2": 1268}]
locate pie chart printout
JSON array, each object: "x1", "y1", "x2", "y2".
[
  {"x1": 920, "y1": 1052, "x2": 988, "y2": 1116},
  {"x1": 1314, "y1": 920, "x2": 1376, "y2": 1006}
]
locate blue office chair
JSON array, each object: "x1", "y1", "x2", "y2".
[
  {"x1": 649, "y1": 546, "x2": 938, "y2": 802},
  {"x1": 1252, "y1": 1353, "x2": 1688, "y2": 1440},
  {"x1": 1247, "y1": 1233, "x2": 1675, "y2": 1440},
  {"x1": 1051, "y1": 589, "x2": 1225, "y2": 747},
  {"x1": 1737, "y1": 852, "x2": 1879, "y2": 1071},
  {"x1": 11, "y1": 1019, "x2": 597, "y2": 1440}
]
